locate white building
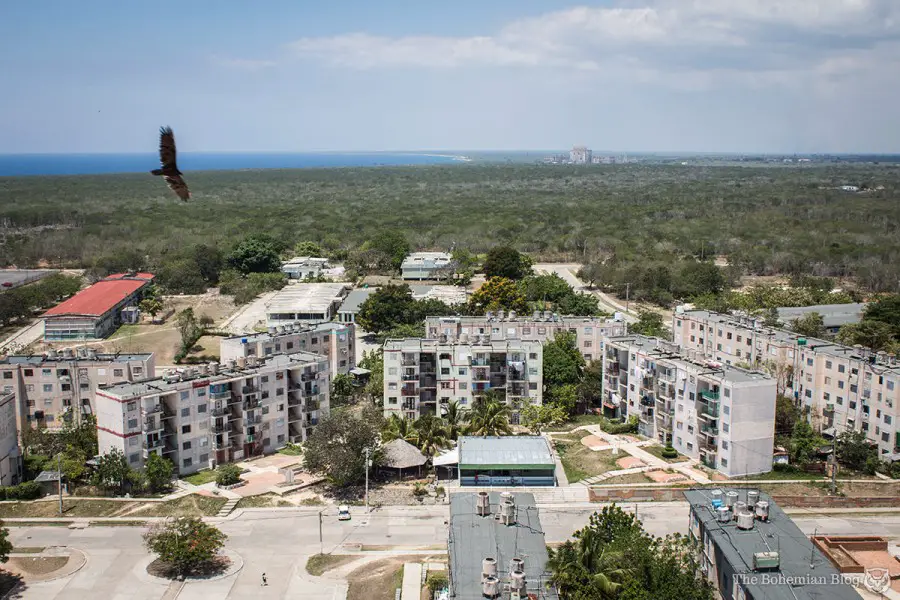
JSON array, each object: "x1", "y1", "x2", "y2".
[
  {"x1": 426, "y1": 311, "x2": 627, "y2": 362},
  {"x1": 569, "y1": 146, "x2": 592, "y2": 164},
  {"x1": 0, "y1": 393, "x2": 21, "y2": 486},
  {"x1": 383, "y1": 338, "x2": 543, "y2": 424},
  {"x1": 672, "y1": 308, "x2": 900, "y2": 458},
  {"x1": 281, "y1": 257, "x2": 330, "y2": 280},
  {"x1": 0, "y1": 349, "x2": 155, "y2": 433},
  {"x1": 603, "y1": 334, "x2": 776, "y2": 477},
  {"x1": 401, "y1": 252, "x2": 453, "y2": 280},
  {"x1": 95, "y1": 353, "x2": 329, "y2": 475},
  {"x1": 264, "y1": 283, "x2": 350, "y2": 327},
  {"x1": 220, "y1": 322, "x2": 356, "y2": 376}
]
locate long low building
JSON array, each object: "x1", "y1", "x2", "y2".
[
  {"x1": 776, "y1": 303, "x2": 867, "y2": 334},
  {"x1": 458, "y1": 436, "x2": 556, "y2": 486},
  {"x1": 96, "y1": 352, "x2": 329, "y2": 474},
  {"x1": 42, "y1": 272, "x2": 154, "y2": 341},
  {"x1": 264, "y1": 283, "x2": 350, "y2": 327},
  {"x1": 401, "y1": 252, "x2": 452, "y2": 280}
]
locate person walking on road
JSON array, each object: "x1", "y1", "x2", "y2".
[{"x1": 262, "y1": 572, "x2": 268, "y2": 586}]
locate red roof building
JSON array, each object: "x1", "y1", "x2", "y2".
[{"x1": 42, "y1": 273, "x2": 154, "y2": 341}]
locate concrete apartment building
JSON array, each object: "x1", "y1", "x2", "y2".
[
  {"x1": 220, "y1": 322, "x2": 356, "y2": 376},
  {"x1": 0, "y1": 348, "x2": 155, "y2": 432},
  {"x1": 673, "y1": 309, "x2": 900, "y2": 458},
  {"x1": 96, "y1": 352, "x2": 328, "y2": 474},
  {"x1": 426, "y1": 311, "x2": 627, "y2": 362},
  {"x1": 264, "y1": 283, "x2": 350, "y2": 327},
  {"x1": 0, "y1": 393, "x2": 21, "y2": 486},
  {"x1": 383, "y1": 338, "x2": 543, "y2": 424},
  {"x1": 569, "y1": 145, "x2": 592, "y2": 164},
  {"x1": 603, "y1": 335, "x2": 776, "y2": 477},
  {"x1": 43, "y1": 272, "x2": 155, "y2": 341}
]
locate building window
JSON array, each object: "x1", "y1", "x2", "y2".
[
  {"x1": 182, "y1": 441, "x2": 191, "y2": 450},
  {"x1": 529, "y1": 352, "x2": 538, "y2": 360},
  {"x1": 182, "y1": 458, "x2": 192, "y2": 468},
  {"x1": 722, "y1": 440, "x2": 729, "y2": 450},
  {"x1": 839, "y1": 365, "x2": 846, "y2": 373},
  {"x1": 824, "y1": 392, "x2": 830, "y2": 401},
  {"x1": 529, "y1": 382, "x2": 538, "y2": 390},
  {"x1": 886, "y1": 415, "x2": 893, "y2": 425},
  {"x1": 24, "y1": 369, "x2": 33, "y2": 377},
  {"x1": 883, "y1": 432, "x2": 890, "y2": 442},
  {"x1": 388, "y1": 367, "x2": 397, "y2": 376},
  {"x1": 129, "y1": 453, "x2": 140, "y2": 464},
  {"x1": 721, "y1": 458, "x2": 728, "y2": 467},
  {"x1": 441, "y1": 368, "x2": 451, "y2": 375},
  {"x1": 263, "y1": 406, "x2": 270, "y2": 415},
  {"x1": 676, "y1": 422, "x2": 683, "y2": 430},
  {"x1": 440, "y1": 382, "x2": 452, "y2": 390},
  {"x1": 458, "y1": 368, "x2": 467, "y2": 376},
  {"x1": 459, "y1": 383, "x2": 468, "y2": 390},
  {"x1": 127, "y1": 401, "x2": 136, "y2": 412},
  {"x1": 687, "y1": 442, "x2": 693, "y2": 451},
  {"x1": 129, "y1": 436, "x2": 139, "y2": 447},
  {"x1": 181, "y1": 391, "x2": 190, "y2": 400},
  {"x1": 182, "y1": 425, "x2": 191, "y2": 434},
  {"x1": 276, "y1": 388, "x2": 284, "y2": 396},
  {"x1": 128, "y1": 418, "x2": 138, "y2": 429},
  {"x1": 198, "y1": 404, "x2": 207, "y2": 413},
  {"x1": 278, "y1": 403, "x2": 284, "y2": 411},
  {"x1": 723, "y1": 423, "x2": 729, "y2": 433},
  {"x1": 261, "y1": 376, "x2": 269, "y2": 383},
  {"x1": 723, "y1": 405, "x2": 730, "y2": 415},
  {"x1": 114, "y1": 369, "x2": 124, "y2": 377},
  {"x1": 888, "y1": 380, "x2": 895, "y2": 391},
  {"x1": 181, "y1": 408, "x2": 190, "y2": 417},
  {"x1": 43, "y1": 384, "x2": 53, "y2": 393},
  {"x1": 839, "y1": 381, "x2": 845, "y2": 389},
  {"x1": 42, "y1": 369, "x2": 52, "y2": 376},
  {"x1": 723, "y1": 388, "x2": 731, "y2": 398}
]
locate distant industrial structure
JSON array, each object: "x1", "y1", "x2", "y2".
[{"x1": 568, "y1": 145, "x2": 592, "y2": 165}]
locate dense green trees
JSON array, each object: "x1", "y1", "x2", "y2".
[
  {"x1": 0, "y1": 273, "x2": 82, "y2": 326},
  {"x1": 519, "y1": 273, "x2": 603, "y2": 315},
  {"x1": 365, "y1": 231, "x2": 410, "y2": 272},
  {"x1": 789, "y1": 312, "x2": 826, "y2": 338},
  {"x1": 467, "y1": 395, "x2": 513, "y2": 436},
  {"x1": 143, "y1": 517, "x2": 227, "y2": 577},
  {"x1": 548, "y1": 505, "x2": 712, "y2": 600},
  {"x1": 467, "y1": 277, "x2": 527, "y2": 314},
  {"x1": 630, "y1": 311, "x2": 668, "y2": 338},
  {"x1": 303, "y1": 405, "x2": 384, "y2": 487},
  {"x1": 483, "y1": 246, "x2": 533, "y2": 280},
  {"x1": 145, "y1": 453, "x2": 175, "y2": 493},
  {"x1": 356, "y1": 284, "x2": 456, "y2": 334},
  {"x1": 227, "y1": 234, "x2": 284, "y2": 275},
  {"x1": 837, "y1": 294, "x2": 900, "y2": 352}
]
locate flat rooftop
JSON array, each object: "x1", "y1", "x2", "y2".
[
  {"x1": 448, "y1": 492, "x2": 559, "y2": 600},
  {"x1": 777, "y1": 303, "x2": 867, "y2": 328},
  {"x1": 43, "y1": 274, "x2": 154, "y2": 318},
  {"x1": 1, "y1": 352, "x2": 152, "y2": 365},
  {"x1": 384, "y1": 338, "x2": 540, "y2": 352},
  {"x1": 683, "y1": 489, "x2": 861, "y2": 600},
  {"x1": 429, "y1": 314, "x2": 626, "y2": 325},
  {"x1": 222, "y1": 321, "x2": 350, "y2": 343},
  {"x1": 458, "y1": 436, "x2": 554, "y2": 469},
  {"x1": 402, "y1": 252, "x2": 451, "y2": 268},
  {"x1": 100, "y1": 351, "x2": 323, "y2": 398},
  {"x1": 265, "y1": 283, "x2": 349, "y2": 314},
  {"x1": 338, "y1": 287, "x2": 378, "y2": 314}
]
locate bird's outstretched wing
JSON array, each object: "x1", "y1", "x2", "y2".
[
  {"x1": 159, "y1": 126, "x2": 178, "y2": 170},
  {"x1": 164, "y1": 174, "x2": 191, "y2": 201}
]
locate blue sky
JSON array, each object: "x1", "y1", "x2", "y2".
[{"x1": 3, "y1": 0, "x2": 900, "y2": 153}]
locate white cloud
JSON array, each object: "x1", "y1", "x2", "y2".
[
  {"x1": 282, "y1": 0, "x2": 900, "y2": 87},
  {"x1": 212, "y1": 56, "x2": 276, "y2": 70}
]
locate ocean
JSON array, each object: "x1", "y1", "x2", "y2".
[{"x1": 0, "y1": 152, "x2": 469, "y2": 176}]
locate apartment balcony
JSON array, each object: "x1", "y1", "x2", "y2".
[
  {"x1": 699, "y1": 403, "x2": 720, "y2": 419},
  {"x1": 214, "y1": 436, "x2": 229, "y2": 449},
  {"x1": 700, "y1": 390, "x2": 720, "y2": 401},
  {"x1": 473, "y1": 369, "x2": 489, "y2": 381},
  {"x1": 241, "y1": 385, "x2": 257, "y2": 395},
  {"x1": 639, "y1": 408, "x2": 654, "y2": 423},
  {"x1": 301, "y1": 372, "x2": 317, "y2": 382},
  {"x1": 401, "y1": 401, "x2": 416, "y2": 411},
  {"x1": 471, "y1": 358, "x2": 489, "y2": 367},
  {"x1": 824, "y1": 403, "x2": 835, "y2": 413},
  {"x1": 606, "y1": 363, "x2": 620, "y2": 376},
  {"x1": 700, "y1": 423, "x2": 719, "y2": 437},
  {"x1": 305, "y1": 400, "x2": 320, "y2": 411},
  {"x1": 145, "y1": 404, "x2": 164, "y2": 416},
  {"x1": 143, "y1": 417, "x2": 164, "y2": 432},
  {"x1": 245, "y1": 415, "x2": 262, "y2": 427},
  {"x1": 656, "y1": 412, "x2": 673, "y2": 431},
  {"x1": 212, "y1": 422, "x2": 232, "y2": 434},
  {"x1": 142, "y1": 438, "x2": 164, "y2": 451},
  {"x1": 209, "y1": 389, "x2": 231, "y2": 401},
  {"x1": 288, "y1": 396, "x2": 303, "y2": 407},
  {"x1": 419, "y1": 375, "x2": 437, "y2": 389},
  {"x1": 401, "y1": 385, "x2": 419, "y2": 397},
  {"x1": 402, "y1": 373, "x2": 418, "y2": 381},
  {"x1": 701, "y1": 455, "x2": 717, "y2": 469},
  {"x1": 401, "y1": 356, "x2": 418, "y2": 367},
  {"x1": 243, "y1": 398, "x2": 260, "y2": 411},
  {"x1": 210, "y1": 406, "x2": 228, "y2": 417},
  {"x1": 700, "y1": 440, "x2": 718, "y2": 454}
]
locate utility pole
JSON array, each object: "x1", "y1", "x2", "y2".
[
  {"x1": 319, "y1": 509, "x2": 324, "y2": 555},
  {"x1": 364, "y1": 447, "x2": 370, "y2": 514},
  {"x1": 57, "y1": 453, "x2": 63, "y2": 516},
  {"x1": 625, "y1": 283, "x2": 631, "y2": 314}
]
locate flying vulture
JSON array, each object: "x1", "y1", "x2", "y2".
[{"x1": 151, "y1": 126, "x2": 191, "y2": 201}]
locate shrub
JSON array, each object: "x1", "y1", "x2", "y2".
[
  {"x1": 427, "y1": 572, "x2": 449, "y2": 594},
  {"x1": 412, "y1": 483, "x2": 428, "y2": 497},
  {"x1": 661, "y1": 446, "x2": 678, "y2": 459},
  {"x1": 216, "y1": 464, "x2": 242, "y2": 487},
  {"x1": 0, "y1": 481, "x2": 42, "y2": 500}
]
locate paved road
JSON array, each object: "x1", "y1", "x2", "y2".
[
  {"x1": 532, "y1": 263, "x2": 639, "y2": 324},
  {"x1": 220, "y1": 291, "x2": 279, "y2": 335},
  {"x1": 0, "y1": 320, "x2": 43, "y2": 353},
  {"x1": 9, "y1": 504, "x2": 900, "y2": 599}
]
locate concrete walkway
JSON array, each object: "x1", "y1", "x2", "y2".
[{"x1": 400, "y1": 563, "x2": 423, "y2": 600}]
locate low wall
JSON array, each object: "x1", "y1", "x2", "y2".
[
  {"x1": 772, "y1": 496, "x2": 900, "y2": 508},
  {"x1": 588, "y1": 486, "x2": 900, "y2": 508}
]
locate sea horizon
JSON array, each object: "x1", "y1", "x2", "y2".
[{"x1": 0, "y1": 151, "x2": 474, "y2": 177}]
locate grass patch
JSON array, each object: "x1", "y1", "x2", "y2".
[
  {"x1": 130, "y1": 494, "x2": 227, "y2": 517},
  {"x1": 182, "y1": 469, "x2": 218, "y2": 485},
  {"x1": 553, "y1": 431, "x2": 620, "y2": 483},
  {"x1": 3, "y1": 521, "x2": 72, "y2": 527},
  {"x1": 0, "y1": 499, "x2": 142, "y2": 519},
  {"x1": 643, "y1": 445, "x2": 690, "y2": 463},
  {"x1": 8, "y1": 556, "x2": 68, "y2": 575},
  {"x1": 92, "y1": 520, "x2": 148, "y2": 527},
  {"x1": 306, "y1": 554, "x2": 358, "y2": 576},
  {"x1": 109, "y1": 324, "x2": 142, "y2": 339},
  {"x1": 278, "y1": 444, "x2": 304, "y2": 456},
  {"x1": 236, "y1": 493, "x2": 294, "y2": 509},
  {"x1": 347, "y1": 558, "x2": 410, "y2": 600},
  {"x1": 548, "y1": 414, "x2": 605, "y2": 432},
  {"x1": 300, "y1": 497, "x2": 325, "y2": 506},
  {"x1": 601, "y1": 473, "x2": 654, "y2": 484}
]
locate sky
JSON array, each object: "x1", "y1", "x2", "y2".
[{"x1": 2, "y1": 0, "x2": 900, "y2": 154}]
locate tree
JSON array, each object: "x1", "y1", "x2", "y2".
[
  {"x1": 557, "y1": 292, "x2": 601, "y2": 316},
  {"x1": 413, "y1": 414, "x2": 450, "y2": 458},
  {"x1": 373, "y1": 323, "x2": 426, "y2": 344},
  {"x1": 522, "y1": 403, "x2": 568, "y2": 434},
  {"x1": 630, "y1": 311, "x2": 668, "y2": 338},
  {"x1": 835, "y1": 430, "x2": 877, "y2": 472},
  {"x1": 549, "y1": 384, "x2": 579, "y2": 416},
  {"x1": 330, "y1": 373, "x2": 356, "y2": 408},
  {"x1": 140, "y1": 297, "x2": 164, "y2": 319},
  {"x1": 59, "y1": 448, "x2": 87, "y2": 482},
  {"x1": 483, "y1": 246, "x2": 532, "y2": 280},
  {"x1": 467, "y1": 277, "x2": 528, "y2": 315},
  {"x1": 381, "y1": 414, "x2": 418, "y2": 444},
  {"x1": 303, "y1": 406, "x2": 383, "y2": 487},
  {"x1": 191, "y1": 244, "x2": 224, "y2": 284},
  {"x1": 441, "y1": 400, "x2": 467, "y2": 441},
  {"x1": 294, "y1": 241, "x2": 325, "y2": 258},
  {"x1": 143, "y1": 517, "x2": 227, "y2": 577},
  {"x1": 176, "y1": 307, "x2": 204, "y2": 357},
  {"x1": 156, "y1": 257, "x2": 206, "y2": 294},
  {"x1": 578, "y1": 360, "x2": 604, "y2": 410},
  {"x1": 145, "y1": 453, "x2": 175, "y2": 493},
  {"x1": 467, "y1": 396, "x2": 512, "y2": 436},
  {"x1": 366, "y1": 231, "x2": 410, "y2": 272},
  {"x1": 359, "y1": 349, "x2": 384, "y2": 403},
  {"x1": 763, "y1": 360, "x2": 795, "y2": 399},
  {"x1": 543, "y1": 331, "x2": 586, "y2": 390},
  {"x1": 520, "y1": 273, "x2": 572, "y2": 304},
  {"x1": 789, "y1": 312, "x2": 825, "y2": 338},
  {"x1": 227, "y1": 233, "x2": 283, "y2": 275},
  {"x1": 837, "y1": 320, "x2": 897, "y2": 353},
  {"x1": 672, "y1": 261, "x2": 725, "y2": 298},
  {"x1": 93, "y1": 448, "x2": 131, "y2": 494},
  {"x1": 862, "y1": 294, "x2": 900, "y2": 338},
  {"x1": 774, "y1": 395, "x2": 800, "y2": 438},
  {"x1": 763, "y1": 307, "x2": 781, "y2": 328},
  {"x1": 216, "y1": 463, "x2": 242, "y2": 487},
  {"x1": 0, "y1": 520, "x2": 10, "y2": 563},
  {"x1": 356, "y1": 284, "x2": 418, "y2": 334},
  {"x1": 789, "y1": 419, "x2": 820, "y2": 465}
]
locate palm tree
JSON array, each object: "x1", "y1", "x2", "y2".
[
  {"x1": 547, "y1": 538, "x2": 633, "y2": 600},
  {"x1": 382, "y1": 414, "x2": 418, "y2": 445},
  {"x1": 467, "y1": 393, "x2": 512, "y2": 437},
  {"x1": 441, "y1": 400, "x2": 467, "y2": 440},
  {"x1": 413, "y1": 414, "x2": 450, "y2": 458}
]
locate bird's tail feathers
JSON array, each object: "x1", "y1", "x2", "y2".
[{"x1": 150, "y1": 169, "x2": 163, "y2": 176}]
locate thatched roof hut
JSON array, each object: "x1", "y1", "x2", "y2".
[{"x1": 381, "y1": 439, "x2": 428, "y2": 477}]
